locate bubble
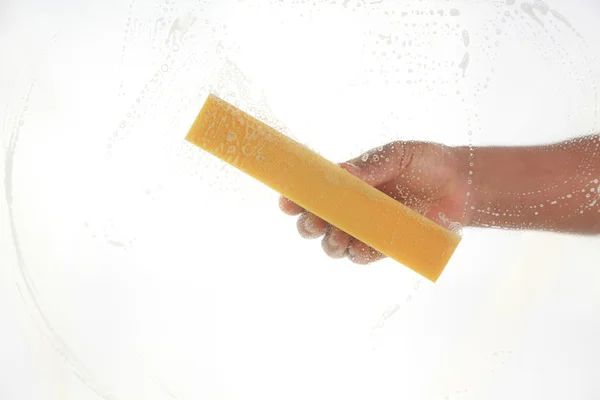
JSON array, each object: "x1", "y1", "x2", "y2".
[
  {"x1": 450, "y1": 9, "x2": 460, "y2": 16},
  {"x1": 120, "y1": 120, "x2": 127, "y2": 128},
  {"x1": 161, "y1": 64, "x2": 169, "y2": 72},
  {"x1": 18, "y1": 120, "x2": 24, "y2": 126},
  {"x1": 172, "y1": 44, "x2": 179, "y2": 52}
]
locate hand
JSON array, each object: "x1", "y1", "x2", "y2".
[{"x1": 279, "y1": 141, "x2": 471, "y2": 264}]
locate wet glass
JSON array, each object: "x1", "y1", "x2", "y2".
[{"x1": 1, "y1": 1, "x2": 599, "y2": 399}]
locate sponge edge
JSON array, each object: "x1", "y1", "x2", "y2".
[{"x1": 185, "y1": 94, "x2": 461, "y2": 282}]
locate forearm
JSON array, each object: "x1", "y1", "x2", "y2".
[{"x1": 459, "y1": 135, "x2": 600, "y2": 234}]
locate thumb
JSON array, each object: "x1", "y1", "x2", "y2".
[{"x1": 339, "y1": 141, "x2": 408, "y2": 187}]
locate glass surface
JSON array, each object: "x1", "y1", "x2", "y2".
[{"x1": 1, "y1": 1, "x2": 599, "y2": 399}]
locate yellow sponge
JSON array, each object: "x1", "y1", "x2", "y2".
[{"x1": 185, "y1": 94, "x2": 460, "y2": 281}]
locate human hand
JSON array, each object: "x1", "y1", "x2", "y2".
[{"x1": 279, "y1": 141, "x2": 471, "y2": 264}]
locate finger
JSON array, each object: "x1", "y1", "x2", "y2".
[
  {"x1": 339, "y1": 142, "x2": 406, "y2": 187},
  {"x1": 383, "y1": 142, "x2": 456, "y2": 196},
  {"x1": 347, "y1": 238, "x2": 386, "y2": 265},
  {"x1": 321, "y1": 226, "x2": 352, "y2": 259},
  {"x1": 279, "y1": 196, "x2": 304, "y2": 215},
  {"x1": 297, "y1": 212, "x2": 328, "y2": 239}
]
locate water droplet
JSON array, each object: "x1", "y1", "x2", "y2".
[
  {"x1": 226, "y1": 131, "x2": 237, "y2": 142},
  {"x1": 459, "y1": 52, "x2": 470, "y2": 77},
  {"x1": 172, "y1": 44, "x2": 179, "y2": 52},
  {"x1": 462, "y1": 29, "x2": 470, "y2": 47},
  {"x1": 161, "y1": 64, "x2": 169, "y2": 72},
  {"x1": 551, "y1": 9, "x2": 572, "y2": 27},
  {"x1": 521, "y1": 3, "x2": 544, "y2": 26}
]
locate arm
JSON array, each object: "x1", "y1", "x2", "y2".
[
  {"x1": 280, "y1": 135, "x2": 600, "y2": 265},
  {"x1": 462, "y1": 134, "x2": 600, "y2": 234}
]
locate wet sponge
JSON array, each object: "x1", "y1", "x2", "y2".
[{"x1": 185, "y1": 94, "x2": 461, "y2": 282}]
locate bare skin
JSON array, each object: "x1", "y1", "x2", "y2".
[{"x1": 279, "y1": 135, "x2": 600, "y2": 264}]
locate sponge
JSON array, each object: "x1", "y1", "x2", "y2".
[{"x1": 185, "y1": 94, "x2": 461, "y2": 282}]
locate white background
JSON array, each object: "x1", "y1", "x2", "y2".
[{"x1": 1, "y1": 0, "x2": 600, "y2": 399}]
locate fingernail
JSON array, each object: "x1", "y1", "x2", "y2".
[
  {"x1": 304, "y1": 218, "x2": 317, "y2": 234},
  {"x1": 328, "y1": 233, "x2": 340, "y2": 248},
  {"x1": 348, "y1": 246, "x2": 357, "y2": 259},
  {"x1": 346, "y1": 162, "x2": 361, "y2": 171}
]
